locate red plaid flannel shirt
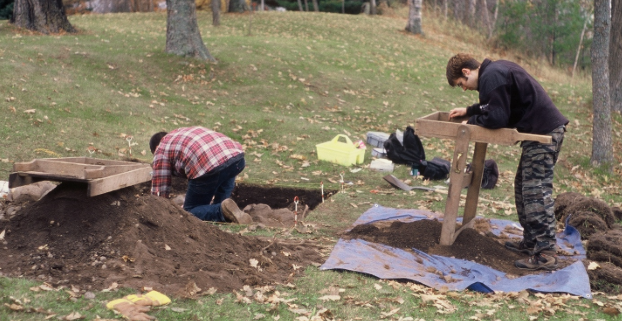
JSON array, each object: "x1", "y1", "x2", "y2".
[{"x1": 151, "y1": 127, "x2": 244, "y2": 197}]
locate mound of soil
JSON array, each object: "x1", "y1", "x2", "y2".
[
  {"x1": 587, "y1": 229, "x2": 622, "y2": 268},
  {"x1": 0, "y1": 183, "x2": 324, "y2": 296},
  {"x1": 564, "y1": 198, "x2": 615, "y2": 228},
  {"x1": 344, "y1": 219, "x2": 575, "y2": 277},
  {"x1": 568, "y1": 211, "x2": 609, "y2": 240},
  {"x1": 554, "y1": 192, "x2": 586, "y2": 221},
  {"x1": 585, "y1": 261, "x2": 622, "y2": 293}
]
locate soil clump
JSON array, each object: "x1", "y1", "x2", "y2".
[
  {"x1": 344, "y1": 219, "x2": 575, "y2": 277},
  {"x1": 0, "y1": 183, "x2": 324, "y2": 296}
]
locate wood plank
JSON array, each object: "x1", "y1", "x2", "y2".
[
  {"x1": 87, "y1": 166, "x2": 152, "y2": 197},
  {"x1": 13, "y1": 158, "x2": 149, "y2": 180},
  {"x1": 462, "y1": 142, "x2": 487, "y2": 227},
  {"x1": 415, "y1": 112, "x2": 551, "y2": 145},
  {"x1": 439, "y1": 125, "x2": 471, "y2": 246}
]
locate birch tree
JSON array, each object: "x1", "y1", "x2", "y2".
[{"x1": 406, "y1": 0, "x2": 422, "y2": 34}]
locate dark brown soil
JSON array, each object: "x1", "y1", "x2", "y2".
[
  {"x1": 569, "y1": 211, "x2": 610, "y2": 240},
  {"x1": 564, "y1": 198, "x2": 615, "y2": 228},
  {"x1": 585, "y1": 261, "x2": 622, "y2": 293},
  {"x1": 0, "y1": 183, "x2": 324, "y2": 296},
  {"x1": 587, "y1": 229, "x2": 622, "y2": 268},
  {"x1": 554, "y1": 192, "x2": 586, "y2": 221},
  {"x1": 344, "y1": 219, "x2": 575, "y2": 277}
]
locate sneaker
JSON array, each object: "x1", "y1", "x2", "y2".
[
  {"x1": 515, "y1": 253, "x2": 558, "y2": 271},
  {"x1": 221, "y1": 199, "x2": 253, "y2": 224},
  {"x1": 505, "y1": 239, "x2": 534, "y2": 255}
]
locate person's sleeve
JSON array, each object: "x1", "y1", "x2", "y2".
[
  {"x1": 150, "y1": 156, "x2": 172, "y2": 198},
  {"x1": 466, "y1": 87, "x2": 511, "y2": 129},
  {"x1": 465, "y1": 103, "x2": 481, "y2": 116}
]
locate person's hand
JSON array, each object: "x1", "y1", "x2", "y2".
[{"x1": 449, "y1": 108, "x2": 467, "y2": 119}]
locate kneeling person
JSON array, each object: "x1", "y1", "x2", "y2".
[{"x1": 150, "y1": 126, "x2": 252, "y2": 224}]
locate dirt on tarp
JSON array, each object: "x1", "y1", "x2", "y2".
[
  {"x1": 344, "y1": 219, "x2": 576, "y2": 277},
  {"x1": 0, "y1": 183, "x2": 325, "y2": 296}
]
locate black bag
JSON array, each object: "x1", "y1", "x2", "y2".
[
  {"x1": 481, "y1": 159, "x2": 499, "y2": 189},
  {"x1": 383, "y1": 126, "x2": 426, "y2": 166},
  {"x1": 421, "y1": 157, "x2": 450, "y2": 180},
  {"x1": 466, "y1": 159, "x2": 499, "y2": 189}
]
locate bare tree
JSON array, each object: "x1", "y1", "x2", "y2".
[
  {"x1": 312, "y1": 0, "x2": 319, "y2": 11},
  {"x1": 481, "y1": 0, "x2": 492, "y2": 37},
  {"x1": 611, "y1": 0, "x2": 622, "y2": 113},
  {"x1": 467, "y1": 0, "x2": 476, "y2": 27},
  {"x1": 166, "y1": 0, "x2": 215, "y2": 61},
  {"x1": 405, "y1": 0, "x2": 422, "y2": 34},
  {"x1": 591, "y1": 0, "x2": 613, "y2": 169},
  {"x1": 11, "y1": 0, "x2": 76, "y2": 33},
  {"x1": 212, "y1": 0, "x2": 221, "y2": 26},
  {"x1": 298, "y1": 0, "x2": 303, "y2": 11},
  {"x1": 572, "y1": 15, "x2": 589, "y2": 78}
]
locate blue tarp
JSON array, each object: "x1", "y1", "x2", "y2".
[{"x1": 320, "y1": 205, "x2": 592, "y2": 299}]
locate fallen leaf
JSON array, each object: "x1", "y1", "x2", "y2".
[
  {"x1": 164, "y1": 244, "x2": 171, "y2": 251},
  {"x1": 587, "y1": 261, "x2": 600, "y2": 270},
  {"x1": 318, "y1": 295, "x2": 340, "y2": 301},
  {"x1": 603, "y1": 306, "x2": 620, "y2": 316}
]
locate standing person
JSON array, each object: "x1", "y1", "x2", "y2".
[
  {"x1": 445, "y1": 53, "x2": 568, "y2": 271},
  {"x1": 149, "y1": 126, "x2": 252, "y2": 224}
]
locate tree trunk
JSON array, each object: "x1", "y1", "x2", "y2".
[
  {"x1": 611, "y1": 0, "x2": 622, "y2": 113},
  {"x1": 303, "y1": 0, "x2": 308, "y2": 11},
  {"x1": 166, "y1": 0, "x2": 215, "y2": 61},
  {"x1": 212, "y1": 0, "x2": 221, "y2": 26},
  {"x1": 341, "y1": 0, "x2": 344, "y2": 13},
  {"x1": 370, "y1": 0, "x2": 376, "y2": 15},
  {"x1": 481, "y1": 0, "x2": 491, "y2": 38},
  {"x1": 572, "y1": 16, "x2": 589, "y2": 79},
  {"x1": 312, "y1": 0, "x2": 318, "y2": 11},
  {"x1": 443, "y1": 0, "x2": 447, "y2": 20},
  {"x1": 11, "y1": 0, "x2": 75, "y2": 33},
  {"x1": 405, "y1": 0, "x2": 422, "y2": 34},
  {"x1": 591, "y1": 0, "x2": 613, "y2": 169},
  {"x1": 467, "y1": 0, "x2": 476, "y2": 27},
  {"x1": 297, "y1": 0, "x2": 303, "y2": 11}
]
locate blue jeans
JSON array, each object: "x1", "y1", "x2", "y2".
[{"x1": 183, "y1": 158, "x2": 245, "y2": 221}]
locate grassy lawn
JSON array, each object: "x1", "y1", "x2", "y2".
[{"x1": 1, "y1": 6, "x2": 622, "y2": 321}]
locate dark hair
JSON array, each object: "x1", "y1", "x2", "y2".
[
  {"x1": 446, "y1": 53, "x2": 481, "y2": 86},
  {"x1": 149, "y1": 132, "x2": 168, "y2": 154}
]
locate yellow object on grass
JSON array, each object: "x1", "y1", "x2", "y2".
[
  {"x1": 106, "y1": 290, "x2": 171, "y2": 309},
  {"x1": 316, "y1": 134, "x2": 366, "y2": 166}
]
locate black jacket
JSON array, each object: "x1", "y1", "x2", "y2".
[{"x1": 465, "y1": 59, "x2": 568, "y2": 135}]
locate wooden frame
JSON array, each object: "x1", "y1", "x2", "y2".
[
  {"x1": 9, "y1": 157, "x2": 152, "y2": 197},
  {"x1": 415, "y1": 112, "x2": 552, "y2": 245}
]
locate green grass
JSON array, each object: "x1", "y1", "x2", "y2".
[{"x1": 1, "y1": 6, "x2": 622, "y2": 321}]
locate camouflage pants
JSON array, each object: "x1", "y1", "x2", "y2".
[{"x1": 514, "y1": 125, "x2": 566, "y2": 245}]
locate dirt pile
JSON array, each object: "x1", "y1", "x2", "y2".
[
  {"x1": 344, "y1": 218, "x2": 575, "y2": 277},
  {"x1": 555, "y1": 192, "x2": 616, "y2": 239},
  {"x1": 555, "y1": 192, "x2": 622, "y2": 293},
  {"x1": 0, "y1": 183, "x2": 324, "y2": 296}
]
